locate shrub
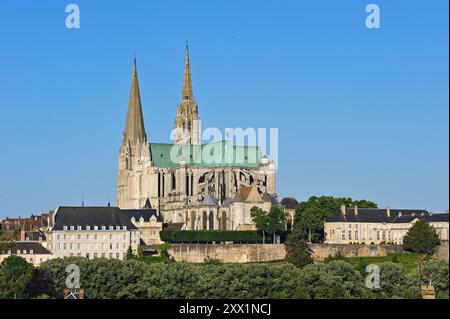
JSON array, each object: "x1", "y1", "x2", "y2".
[
  {"x1": 324, "y1": 251, "x2": 345, "y2": 263},
  {"x1": 357, "y1": 257, "x2": 369, "y2": 276},
  {"x1": 422, "y1": 259, "x2": 449, "y2": 296},
  {"x1": 204, "y1": 257, "x2": 222, "y2": 265},
  {"x1": 378, "y1": 262, "x2": 408, "y2": 298}
]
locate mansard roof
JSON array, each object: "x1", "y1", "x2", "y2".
[
  {"x1": 423, "y1": 213, "x2": 449, "y2": 223},
  {"x1": 149, "y1": 140, "x2": 261, "y2": 169},
  {"x1": 53, "y1": 207, "x2": 137, "y2": 230},
  {"x1": 7, "y1": 241, "x2": 52, "y2": 255},
  {"x1": 326, "y1": 208, "x2": 433, "y2": 224},
  {"x1": 280, "y1": 197, "x2": 299, "y2": 209}
]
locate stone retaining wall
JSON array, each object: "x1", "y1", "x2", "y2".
[
  {"x1": 168, "y1": 242, "x2": 448, "y2": 263},
  {"x1": 309, "y1": 243, "x2": 404, "y2": 261},
  {"x1": 168, "y1": 244, "x2": 286, "y2": 263}
]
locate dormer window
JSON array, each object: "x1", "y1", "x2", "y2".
[
  {"x1": 102, "y1": 226, "x2": 106, "y2": 231},
  {"x1": 122, "y1": 226, "x2": 127, "y2": 231},
  {"x1": 116, "y1": 226, "x2": 120, "y2": 231},
  {"x1": 63, "y1": 226, "x2": 68, "y2": 231},
  {"x1": 77, "y1": 226, "x2": 82, "y2": 230},
  {"x1": 109, "y1": 226, "x2": 114, "y2": 231},
  {"x1": 86, "y1": 226, "x2": 91, "y2": 231},
  {"x1": 94, "y1": 226, "x2": 98, "y2": 230},
  {"x1": 70, "y1": 226, "x2": 74, "y2": 231}
]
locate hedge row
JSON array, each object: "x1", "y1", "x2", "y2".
[{"x1": 160, "y1": 230, "x2": 264, "y2": 243}]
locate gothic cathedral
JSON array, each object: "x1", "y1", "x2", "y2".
[{"x1": 117, "y1": 46, "x2": 277, "y2": 230}]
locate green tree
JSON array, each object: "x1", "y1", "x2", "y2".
[
  {"x1": 357, "y1": 257, "x2": 369, "y2": 276},
  {"x1": 422, "y1": 259, "x2": 449, "y2": 296},
  {"x1": 352, "y1": 200, "x2": 378, "y2": 208},
  {"x1": 250, "y1": 207, "x2": 268, "y2": 243},
  {"x1": 267, "y1": 206, "x2": 287, "y2": 243},
  {"x1": 0, "y1": 255, "x2": 34, "y2": 299},
  {"x1": 250, "y1": 206, "x2": 287, "y2": 243},
  {"x1": 294, "y1": 196, "x2": 378, "y2": 243},
  {"x1": 125, "y1": 246, "x2": 134, "y2": 260},
  {"x1": 403, "y1": 219, "x2": 441, "y2": 255},
  {"x1": 285, "y1": 228, "x2": 313, "y2": 268},
  {"x1": 300, "y1": 207, "x2": 325, "y2": 242},
  {"x1": 26, "y1": 268, "x2": 55, "y2": 298},
  {"x1": 379, "y1": 262, "x2": 408, "y2": 298}
]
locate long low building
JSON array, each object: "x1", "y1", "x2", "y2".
[
  {"x1": 325, "y1": 205, "x2": 449, "y2": 245},
  {"x1": 47, "y1": 206, "x2": 142, "y2": 260},
  {"x1": 0, "y1": 241, "x2": 53, "y2": 266}
]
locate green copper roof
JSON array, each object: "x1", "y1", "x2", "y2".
[{"x1": 150, "y1": 141, "x2": 261, "y2": 169}]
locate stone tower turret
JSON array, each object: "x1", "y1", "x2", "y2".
[{"x1": 174, "y1": 44, "x2": 200, "y2": 145}]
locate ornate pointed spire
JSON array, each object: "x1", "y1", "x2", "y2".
[
  {"x1": 174, "y1": 44, "x2": 200, "y2": 145},
  {"x1": 182, "y1": 43, "x2": 194, "y2": 101},
  {"x1": 123, "y1": 58, "x2": 147, "y2": 144}
]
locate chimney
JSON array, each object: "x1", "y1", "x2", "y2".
[
  {"x1": 386, "y1": 207, "x2": 391, "y2": 218},
  {"x1": 354, "y1": 204, "x2": 359, "y2": 216},
  {"x1": 340, "y1": 204, "x2": 346, "y2": 215}
]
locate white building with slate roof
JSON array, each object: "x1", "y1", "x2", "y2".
[
  {"x1": 48, "y1": 207, "x2": 141, "y2": 259},
  {"x1": 325, "y1": 205, "x2": 449, "y2": 245}
]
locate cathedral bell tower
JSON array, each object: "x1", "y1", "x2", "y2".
[
  {"x1": 174, "y1": 44, "x2": 201, "y2": 145},
  {"x1": 117, "y1": 58, "x2": 151, "y2": 208}
]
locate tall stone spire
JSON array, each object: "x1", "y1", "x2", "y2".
[
  {"x1": 174, "y1": 44, "x2": 200, "y2": 145},
  {"x1": 123, "y1": 58, "x2": 147, "y2": 144},
  {"x1": 182, "y1": 44, "x2": 194, "y2": 101}
]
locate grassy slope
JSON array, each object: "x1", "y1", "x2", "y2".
[{"x1": 344, "y1": 252, "x2": 424, "y2": 272}]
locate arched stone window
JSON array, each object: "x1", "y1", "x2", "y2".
[
  {"x1": 202, "y1": 211, "x2": 208, "y2": 230},
  {"x1": 190, "y1": 211, "x2": 196, "y2": 230},
  {"x1": 221, "y1": 211, "x2": 227, "y2": 230},
  {"x1": 172, "y1": 172, "x2": 176, "y2": 190},
  {"x1": 209, "y1": 211, "x2": 214, "y2": 230}
]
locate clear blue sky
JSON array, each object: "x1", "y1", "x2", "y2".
[{"x1": 0, "y1": 0, "x2": 448, "y2": 217}]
